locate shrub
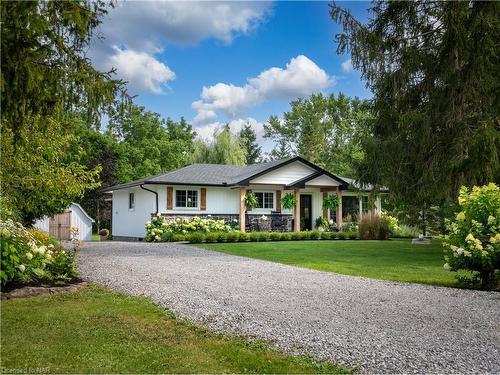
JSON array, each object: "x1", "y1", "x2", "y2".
[
  {"x1": 392, "y1": 224, "x2": 420, "y2": 238},
  {"x1": 348, "y1": 231, "x2": 358, "y2": 240},
  {"x1": 144, "y1": 215, "x2": 234, "y2": 242},
  {"x1": 172, "y1": 234, "x2": 186, "y2": 242},
  {"x1": 291, "y1": 232, "x2": 301, "y2": 240},
  {"x1": 188, "y1": 232, "x2": 205, "y2": 243},
  {"x1": 258, "y1": 232, "x2": 269, "y2": 242},
  {"x1": 238, "y1": 232, "x2": 250, "y2": 242},
  {"x1": 320, "y1": 231, "x2": 332, "y2": 240},
  {"x1": 337, "y1": 231, "x2": 347, "y2": 240},
  {"x1": 309, "y1": 230, "x2": 321, "y2": 240},
  {"x1": 269, "y1": 232, "x2": 281, "y2": 241},
  {"x1": 216, "y1": 232, "x2": 227, "y2": 242},
  {"x1": 98, "y1": 228, "x2": 109, "y2": 237},
  {"x1": 226, "y1": 232, "x2": 239, "y2": 243},
  {"x1": 205, "y1": 232, "x2": 218, "y2": 243},
  {"x1": 300, "y1": 231, "x2": 311, "y2": 240},
  {"x1": 280, "y1": 232, "x2": 291, "y2": 241},
  {"x1": 250, "y1": 232, "x2": 260, "y2": 242},
  {"x1": 160, "y1": 231, "x2": 174, "y2": 242},
  {"x1": 443, "y1": 183, "x2": 500, "y2": 290},
  {"x1": 381, "y1": 211, "x2": 400, "y2": 236},
  {"x1": 0, "y1": 219, "x2": 78, "y2": 286},
  {"x1": 358, "y1": 212, "x2": 390, "y2": 240}
]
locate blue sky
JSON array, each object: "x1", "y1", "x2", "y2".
[{"x1": 90, "y1": 1, "x2": 372, "y2": 147}]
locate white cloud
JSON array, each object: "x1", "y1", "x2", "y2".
[
  {"x1": 341, "y1": 59, "x2": 353, "y2": 73},
  {"x1": 192, "y1": 55, "x2": 333, "y2": 123},
  {"x1": 194, "y1": 117, "x2": 265, "y2": 141},
  {"x1": 89, "y1": 1, "x2": 272, "y2": 94},
  {"x1": 107, "y1": 47, "x2": 175, "y2": 94}
]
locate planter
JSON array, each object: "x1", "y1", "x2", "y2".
[{"x1": 99, "y1": 235, "x2": 107, "y2": 241}]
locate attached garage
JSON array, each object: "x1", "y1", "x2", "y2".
[{"x1": 34, "y1": 203, "x2": 94, "y2": 241}]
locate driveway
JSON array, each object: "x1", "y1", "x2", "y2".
[{"x1": 78, "y1": 241, "x2": 500, "y2": 374}]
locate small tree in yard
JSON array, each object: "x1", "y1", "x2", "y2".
[{"x1": 443, "y1": 183, "x2": 500, "y2": 290}]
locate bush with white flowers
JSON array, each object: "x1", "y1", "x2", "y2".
[
  {"x1": 0, "y1": 219, "x2": 78, "y2": 286},
  {"x1": 443, "y1": 183, "x2": 500, "y2": 290},
  {"x1": 145, "y1": 215, "x2": 234, "y2": 242}
]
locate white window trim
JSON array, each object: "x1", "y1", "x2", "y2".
[
  {"x1": 252, "y1": 191, "x2": 275, "y2": 211},
  {"x1": 128, "y1": 192, "x2": 135, "y2": 212},
  {"x1": 174, "y1": 188, "x2": 200, "y2": 210}
]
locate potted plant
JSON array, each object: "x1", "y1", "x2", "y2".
[
  {"x1": 315, "y1": 217, "x2": 329, "y2": 231},
  {"x1": 323, "y1": 194, "x2": 339, "y2": 210},
  {"x1": 244, "y1": 192, "x2": 259, "y2": 211},
  {"x1": 98, "y1": 228, "x2": 109, "y2": 241},
  {"x1": 281, "y1": 193, "x2": 297, "y2": 210}
]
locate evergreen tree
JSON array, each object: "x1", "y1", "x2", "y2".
[
  {"x1": 331, "y1": 1, "x2": 500, "y2": 216},
  {"x1": 238, "y1": 124, "x2": 262, "y2": 164}
]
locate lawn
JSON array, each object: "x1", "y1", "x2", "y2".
[
  {"x1": 199, "y1": 239, "x2": 457, "y2": 287},
  {"x1": 1, "y1": 284, "x2": 348, "y2": 374}
]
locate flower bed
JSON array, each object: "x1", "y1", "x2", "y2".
[
  {"x1": 0, "y1": 219, "x2": 78, "y2": 287},
  {"x1": 145, "y1": 215, "x2": 234, "y2": 242}
]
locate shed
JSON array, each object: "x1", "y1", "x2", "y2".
[{"x1": 34, "y1": 203, "x2": 94, "y2": 241}]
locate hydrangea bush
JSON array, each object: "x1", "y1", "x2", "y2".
[
  {"x1": 443, "y1": 183, "x2": 500, "y2": 290},
  {"x1": 0, "y1": 219, "x2": 78, "y2": 286},
  {"x1": 145, "y1": 215, "x2": 234, "y2": 242}
]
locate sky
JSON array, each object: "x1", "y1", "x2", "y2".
[{"x1": 89, "y1": 1, "x2": 372, "y2": 150}]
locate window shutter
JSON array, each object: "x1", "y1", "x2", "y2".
[
  {"x1": 275, "y1": 190, "x2": 281, "y2": 212},
  {"x1": 167, "y1": 187, "x2": 173, "y2": 210},
  {"x1": 200, "y1": 188, "x2": 206, "y2": 210}
]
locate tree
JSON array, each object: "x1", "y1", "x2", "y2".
[
  {"x1": 331, "y1": 1, "x2": 500, "y2": 220},
  {"x1": 238, "y1": 124, "x2": 261, "y2": 164},
  {"x1": 264, "y1": 93, "x2": 373, "y2": 176},
  {"x1": 108, "y1": 105, "x2": 195, "y2": 182},
  {"x1": 191, "y1": 125, "x2": 247, "y2": 165}
]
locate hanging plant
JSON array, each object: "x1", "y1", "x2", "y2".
[
  {"x1": 323, "y1": 194, "x2": 339, "y2": 210},
  {"x1": 281, "y1": 193, "x2": 297, "y2": 210},
  {"x1": 244, "y1": 192, "x2": 259, "y2": 210}
]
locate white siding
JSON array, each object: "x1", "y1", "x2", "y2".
[
  {"x1": 306, "y1": 174, "x2": 340, "y2": 187},
  {"x1": 112, "y1": 187, "x2": 157, "y2": 238},
  {"x1": 250, "y1": 161, "x2": 315, "y2": 185},
  {"x1": 69, "y1": 203, "x2": 93, "y2": 241}
]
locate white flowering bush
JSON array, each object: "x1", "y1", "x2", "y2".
[
  {"x1": 443, "y1": 183, "x2": 500, "y2": 290},
  {"x1": 0, "y1": 219, "x2": 78, "y2": 286},
  {"x1": 145, "y1": 215, "x2": 234, "y2": 242},
  {"x1": 381, "y1": 211, "x2": 400, "y2": 235}
]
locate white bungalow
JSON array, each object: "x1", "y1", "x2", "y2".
[{"x1": 102, "y1": 157, "x2": 386, "y2": 240}]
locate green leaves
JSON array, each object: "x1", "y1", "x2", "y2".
[{"x1": 281, "y1": 193, "x2": 297, "y2": 210}]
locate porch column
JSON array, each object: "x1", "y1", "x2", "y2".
[
  {"x1": 359, "y1": 196, "x2": 363, "y2": 217},
  {"x1": 294, "y1": 188, "x2": 301, "y2": 232},
  {"x1": 375, "y1": 195, "x2": 382, "y2": 215},
  {"x1": 336, "y1": 189, "x2": 343, "y2": 229},
  {"x1": 322, "y1": 192, "x2": 328, "y2": 219},
  {"x1": 239, "y1": 186, "x2": 246, "y2": 232}
]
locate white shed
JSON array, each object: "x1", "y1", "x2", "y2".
[{"x1": 34, "y1": 203, "x2": 94, "y2": 241}]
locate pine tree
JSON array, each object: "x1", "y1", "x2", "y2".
[{"x1": 238, "y1": 124, "x2": 262, "y2": 164}]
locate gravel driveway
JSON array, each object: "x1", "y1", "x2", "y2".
[{"x1": 78, "y1": 241, "x2": 500, "y2": 374}]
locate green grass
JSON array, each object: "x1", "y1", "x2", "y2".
[
  {"x1": 92, "y1": 233, "x2": 100, "y2": 241},
  {"x1": 1, "y1": 284, "x2": 349, "y2": 374},
  {"x1": 199, "y1": 239, "x2": 456, "y2": 287}
]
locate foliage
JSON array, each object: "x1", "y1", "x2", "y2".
[
  {"x1": 443, "y1": 184, "x2": 500, "y2": 290},
  {"x1": 98, "y1": 229, "x2": 109, "y2": 237},
  {"x1": 0, "y1": 220, "x2": 78, "y2": 286},
  {"x1": 358, "y1": 213, "x2": 390, "y2": 240},
  {"x1": 244, "y1": 192, "x2": 259, "y2": 210},
  {"x1": 281, "y1": 193, "x2": 297, "y2": 210},
  {"x1": 391, "y1": 225, "x2": 420, "y2": 239},
  {"x1": 145, "y1": 216, "x2": 233, "y2": 242},
  {"x1": 331, "y1": 1, "x2": 500, "y2": 218},
  {"x1": 190, "y1": 125, "x2": 246, "y2": 165},
  {"x1": 381, "y1": 211, "x2": 400, "y2": 236},
  {"x1": 1, "y1": 116, "x2": 101, "y2": 225},
  {"x1": 264, "y1": 93, "x2": 373, "y2": 176},
  {"x1": 323, "y1": 195, "x2": 339, "y2": 210},
  {"x1": 238, "y1": 123, "x2": 262, "y2": 164},
  {"x1": 1, "y1": 1, "x2": 128, "y2": 139},
  {"x1": 315, "y1": 217, "x2": 329, "y2": 230},
  {"x1": 108, "y1": 105, "x2": 195, "y2": 182}
]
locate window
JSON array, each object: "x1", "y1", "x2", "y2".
[
  {"x1": 175, "y1": 189, "x2": 198, "y2": 208},
  {"x1": 128, "y1": 193, "x2": 135, "y2": 210},
  {"x1": 362, "y1": 196, "x2": 369, "y2": 213},
  {"x1": 255, "y1": 192, "x2": 274, "y2": 209}
]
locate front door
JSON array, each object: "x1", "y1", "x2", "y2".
[{"x1": 300, "y1": 194, "x2": 312, "y2": 230}]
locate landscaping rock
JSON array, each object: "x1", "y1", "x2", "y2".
[{"x1": 1, "y1": 282, "x2": 87, "y2": 300}]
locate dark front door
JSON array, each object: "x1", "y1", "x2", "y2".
[{"x1": 300, "y1": 194, "x2": 312, "y2": 230}]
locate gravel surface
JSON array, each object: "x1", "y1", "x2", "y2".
[{"x1": 78, "y1": 241, "x2": 500, "y2": 374}]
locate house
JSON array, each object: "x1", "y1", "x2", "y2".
[
  {"x1": 102, "y1": 157, "x2": 385, "y2": 240},
  {"x1": 34, "y1": 202, "x2": 94, "y2": 241}
]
